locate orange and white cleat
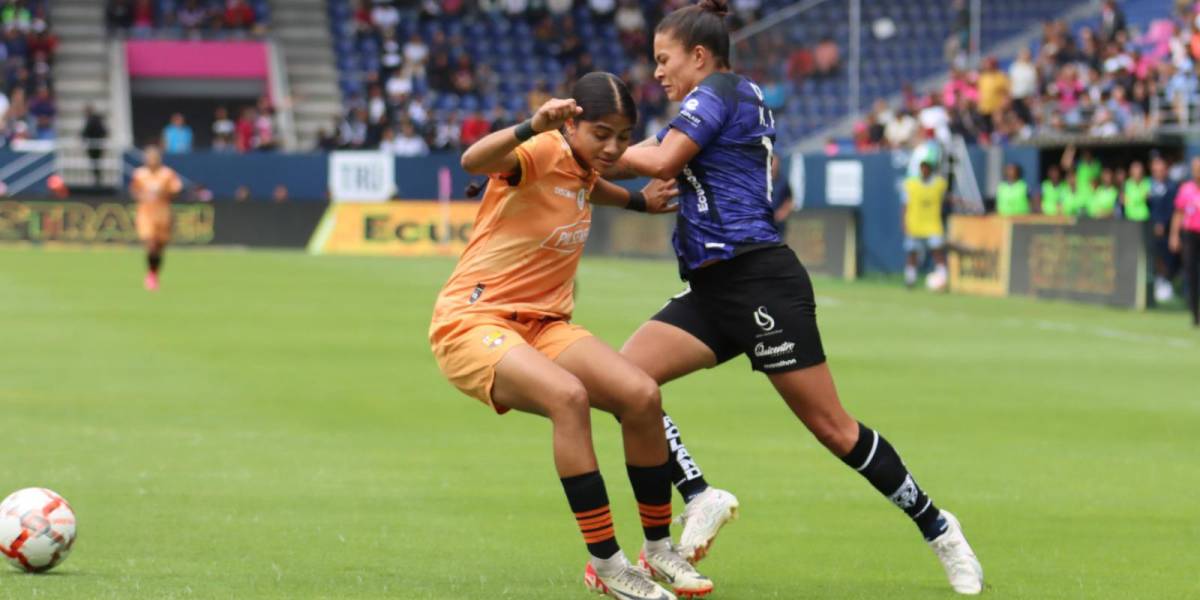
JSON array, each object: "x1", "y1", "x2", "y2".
[
  {"x1": 584, "y1": 557, "x2": 675, "y2": 600},
  {"x1": 638, "y1": 544, "x2": 714, "y2": 598},
  {"x1": 144, "y1": 272, "x2": 159, "y2": 291}
]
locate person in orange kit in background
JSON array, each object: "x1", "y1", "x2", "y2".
[{"x1": 130, "y1": 145, "x2": 182, "y2": 291}]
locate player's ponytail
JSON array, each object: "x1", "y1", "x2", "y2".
[
  {"x1": 658, "y1": 0, "x2": 732, "y2": 68},
  {"x1": 571, "y1": 72, "x2": 637, "y2": 125}
]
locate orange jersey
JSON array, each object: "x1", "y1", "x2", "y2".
[
  {"x1": 130, "y1": 165, "x2": 183, "y2": 210},
  {"x1": 433, "y1": 130, "x2": 597, "y2": 322}
]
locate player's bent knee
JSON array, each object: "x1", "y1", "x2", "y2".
[
  {"x1": 621, "y1": 376, "x2": 663, "y2": 422},
  {"x1": 547, "y1": 380, "x2": 590, "y2": 422}
]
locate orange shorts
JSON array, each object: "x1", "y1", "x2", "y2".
[
  {"x1": 429, "y1": 313, "x2": 592, "y2": 414},
  {"x1": 136, "y1": 207, "x2": 171, "y2": 243}
]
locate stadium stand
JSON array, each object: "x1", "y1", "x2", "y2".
[
  {"x1": 0, "y1": 0, "x2": 58, "y2": 144},
  {"x1": 851, "y1": 0, "x2": 1185, "y2": 151},
  {"x1": 326, "y1": 0, "x2": 1093, "y2": 151}
]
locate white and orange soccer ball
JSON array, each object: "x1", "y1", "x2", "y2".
[{"x1": 0, "y1": 488, "x2": 77, "y2": 573}]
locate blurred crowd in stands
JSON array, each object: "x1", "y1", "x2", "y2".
[
  {"x1": 157, "y1": 97, "x2": 279, "y2": 154},
  {"x1": 106, "y1": 0, "x2": 267, "y2": 37},
  {"x1": 853, "y1": 1, "x2": 1200, "y2": 152},
  {"x1": 318, "y1": 0, "x2": 826, "y2": 154},
  {"x1": 0, "y1": 0, "x2": 57, "y2": 144}
]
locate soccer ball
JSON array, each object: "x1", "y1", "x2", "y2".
[
  {"x1": 925, "y1": 269, "x2": 948, "y2": 292},
  {"x1": 0, "y1": 488, "x2": 77, "y2": 573}
]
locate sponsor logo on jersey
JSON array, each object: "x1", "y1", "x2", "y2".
[
  {"x1": 540, "y1": 219, "x2": 591, "y2": 254},
  {"x1": 576, "y1": 189, "x2": 587, "y2": 211},
  {"x1": 753, "y1": 306, "x2": 776, "y2": 331},
  {"x1": 682, "y1": 167, "x2": 708, "y2": 214},
  {"x1": 754, "y1": 341, "x2": 795, "y2": 357},
  {"x1": 469, "y1": 283, "x2": 485, "y2": 304},
  {"x1": 482, "y1": 331, "x2": 506, "y2": 349}
]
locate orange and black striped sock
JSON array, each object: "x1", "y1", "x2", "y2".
[
  {"x1": 562, "y1": 471, "x2": 620, "y2": 559},
  {"x1": 628, "y1": 461, "x2": 672, "y2": 541}
]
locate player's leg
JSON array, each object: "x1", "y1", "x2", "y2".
[
  {"x1": 555, "y1": 335, "x2": 712, "y2": 597},
  {"x1": 904, "y1": 237, "x2": 920, "y2": 287},
  {"x1": 1183, "y1": 232, "x2": 1200, "y2": 326},
  {"x1": 431, "y1": 321, "x2": 671, "y2": 600},
  {"x1": 621, "y1": 293, "x2": 742, "y2": 564},
  {"x1": 767, "y1": 365, "x2": 982, "y2": 594},
  {"x1": 717, "y1": 248, "x2": 981, "y2": 594},
  {"x1": 929, "y1": 237, "x2": 949, "y2": 291},
  {"x1": 491, "y1": 344, "x2": 675, "y2": 600}
]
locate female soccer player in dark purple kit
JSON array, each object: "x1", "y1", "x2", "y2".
[{"x1": 613, "y1": 1, "x2": 985, "y2": 594}]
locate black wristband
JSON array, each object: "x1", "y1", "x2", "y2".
[
  {"x1": 625, "y1": 191, "x2": 647, "y2": 212},
  {"x1": 514, "y1": 120, "x2": 536, "y2": 142}
]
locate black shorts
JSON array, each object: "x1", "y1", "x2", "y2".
[{"x1": 652, "y1": 246, "x2": 827, "y2": 373}]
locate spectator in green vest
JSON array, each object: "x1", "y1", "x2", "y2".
[
  {"x1": 1062, "y1": 145, "x2": 1100, "y2": 213},
  {"x1": 1040, "y1": 164, "x2": 1067, "y2": 215},
  {"x1": 1088, "y1": 168, "x2": 1119, "y2": 218},
  {"x1": 996, "y1": 163, "x2": 1030, "y2": 216},
  {"x1": 1062, "y1": 172, "x2": 1088, "y2": 217},
  {"x1": 1122, "y1": 160, "x2": 1151, "y2": 222}
]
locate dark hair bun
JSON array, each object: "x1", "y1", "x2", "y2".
[{"x1": 698, "y1": 0, "x2": 730, "y2": 17}]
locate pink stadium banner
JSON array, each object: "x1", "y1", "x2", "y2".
[{"x1": 125, "y1": 41, "x2": 269, "y2": 79}]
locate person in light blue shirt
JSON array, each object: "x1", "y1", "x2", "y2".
[{"x1": 162, "y1": 113, "x2": 193, "y2": 154}]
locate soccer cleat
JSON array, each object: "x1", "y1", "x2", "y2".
[
  {"x1": 928, "y1": 510, "x2": 984, "y2": 595},
  {"x1": 639, "y1": 545, "x2": 714, "y2": 598},
  {"x1": 676, "y1": 487, "x2": 739, "y2": 564},
  {"x1": 584, "y1": 559, "x2": 676, "y2": 600},
  {"x1": 144, "y1": 272, "x2": 159, "y2": 291}
]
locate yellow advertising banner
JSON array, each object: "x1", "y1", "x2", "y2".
[
  {"x1": 308, "y1": 201, "x2": 480, "y2": 256},
  {"x1": 947, "y1": 215, "x2": 1012, "y2": 297}
]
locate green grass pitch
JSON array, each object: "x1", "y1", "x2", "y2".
[{"x1": 0, "y1": 246, "x2": 1196, "y2": 599}]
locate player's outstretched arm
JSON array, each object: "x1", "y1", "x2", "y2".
[
  {"x1": 614, "y1": 129, "x2": 700, "y2": 181},
  {"x1": 460, "y1": 98, "x2": 582, "y2": 175},
  {"x1": 601, "y1": 137, "x2": 660, "y2": 180},
  {"x1": 590, "y1": 177, "x2": 679, "y2": 214},
  {"x1": 1169, "y1": 208, "x2": 1183, "y2": 253}
]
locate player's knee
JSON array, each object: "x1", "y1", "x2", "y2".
[
  {"x1": 809, "y1": 415, "x2": 858, "y2": 456},
  {"x1": 548, "y1": 380, "x2": 590, "y2": 423},
  {"x1": 622, "y1": 376, "x2": 662, "y2": 422}
]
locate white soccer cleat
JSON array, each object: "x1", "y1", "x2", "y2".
[
  {"x1": 639, "y1": 545, "x2": 714, "y2": 598},
  {"x1": 584, "y1": 559, "x2": 676, "y2": 600},
  {"x1": 676, "y1": 487, "x2": 739, "y2": 564},
  {"x1": 928, "y1": 510, "x2": 984, "y2": 595}
]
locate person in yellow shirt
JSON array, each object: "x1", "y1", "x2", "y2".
[
  {"x1": 129, "y1": 145, "x2": 182, "y2": 291},
  {"x1": 902, "y1": 159, "x2": 949, "y2": 288},
  {"x1": 429, "y1": 72, "x2": 711, "y2": 599},
  {"x1": 976, "y1": 56, "x2": 1010, "y2": 117}
]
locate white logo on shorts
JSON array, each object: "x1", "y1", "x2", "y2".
[
  {"x1": 754, "y1": 341, "x2": 795, "y2": 357},
  {"x1": 753, "y1": 306, "x2": 776, "y2": 331}
]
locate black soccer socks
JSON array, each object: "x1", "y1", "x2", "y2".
[
  {"x1": 663, "y1": 413, "x2": 710, "y2": 502},
  {"x1": 627, "y1": 461, "x2": 673, "y2": 541},
  {"x1": 841, "y1": 422, "x2": 948, "y2": 541},
  {"x1": 561, "y1": 471, "x2": 620, "y2": 559}
]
